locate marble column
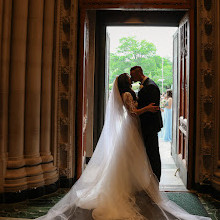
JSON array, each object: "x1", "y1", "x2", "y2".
[
  {"x1": 24, "y1": 0, "x2": 44, "y2": 188},
  {"x1": 0, "y1": 0, "x2": 12, "y2": 193},
  {"x1": 5, "y1": 0, "x2": 28, "y2": 192},
  {"x1": 40, "y1": 0, "x2": 58, "y2": 185}
]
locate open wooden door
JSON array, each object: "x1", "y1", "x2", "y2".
[
  {"x1": 80, "y1": 10, "x2": 90, "y2": 176},
  {"x1": 105, "y1": 30, "x2": 110, "y2": 112},
  {"x1": 93, "y1": 13, "x2": 108, "y2": 148},
  {"x1": 171, "y1": 30, "x2": 179, "y2": 159},
  {"x1": 172, "y1": 13, "x2": 191, "y2": 187},
  {"x1": 77, "y1": 10, "x2": 96, "y2": 178}
]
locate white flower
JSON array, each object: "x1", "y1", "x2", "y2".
[{"x1": 160, "y1": 99, "x2": 167, "y2": 108}]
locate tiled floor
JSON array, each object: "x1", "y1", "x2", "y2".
[
  {"x1": 158, "y1": 140, "x2": 220, "y2": 219},
  {"x1": 0, "y1": 218, "x2": 28, "y2": 220},
  {"x1": 0, "y1": 140, "x2": 219, "y2": 220},
  {"x1": 159, "y1": 140, "x2": 187, "y2": 191},
  {"x1": 198, "y1": 193, "x2": 220, "y2": 220}
]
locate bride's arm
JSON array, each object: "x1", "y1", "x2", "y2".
[
  {"x1": 122, "y1": 92, "x2": 159, "y2": 116},
  {"x1": 133, "y1": 103, "x2": 159, "y2": 116}
]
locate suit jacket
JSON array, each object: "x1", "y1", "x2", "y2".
[{"x1": 138, "y1": 78, "x2": 163, "y2": 135}]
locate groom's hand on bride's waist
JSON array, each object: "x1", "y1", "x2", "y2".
[{"x1": 148, "y1": 103, "x2": 160, "y2": 113}]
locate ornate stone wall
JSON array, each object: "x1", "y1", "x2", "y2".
[
  {"x1": 212, "y1": 0, "x2": 220, "y2": 191},
  {"x1": 55, "y1": 0, "x2": 78, "y2": 181},
  {"x1": 196, "y1": 0, "x2": 220, "y2": 190},
  {"x1": 0, "y1": 0, "x2": 78, "y2": 197},
  {"x1": 0, "y1": 0, "x2": 58, "y2": 197}
]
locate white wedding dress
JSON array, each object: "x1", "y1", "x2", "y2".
[{"x1": 37, "y1": 77, "x2": 211, "y2": 220}]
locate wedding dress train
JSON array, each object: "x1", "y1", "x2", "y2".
[{"x1": 37, "y1": 77, "x2": 211, "y2": 220}]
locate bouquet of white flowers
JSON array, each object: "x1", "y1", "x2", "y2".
[{"x1": 160, "y1": 98, "x2": 168, "y2": 108}]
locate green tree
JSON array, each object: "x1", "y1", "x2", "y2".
[{"x1": 109, "y1": 37, "x2": 173, "y2": 93}]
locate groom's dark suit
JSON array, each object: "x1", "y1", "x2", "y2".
[{"x1": 138, "y1": 77, "x2": 163, "y2": 181}]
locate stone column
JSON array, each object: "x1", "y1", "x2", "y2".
[
  {"x1": 5, "y1": 0, "x2": 28, "y2": 192},
  {"x1": 24, "y1": 0, "x2": 44, "y2": 188},
  {"x1": 40, "y1": 0, "x2": 58, "y2": 185},
  {"x1": 0, "y1": 0, "x2": 12, "y2": 193}
]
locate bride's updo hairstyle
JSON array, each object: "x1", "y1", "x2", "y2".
[{"x1": 118, "y1": 73, "x2": 137, "y2": 101}]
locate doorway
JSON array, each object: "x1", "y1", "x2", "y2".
[
  {"x1": 79, "y1": 9, "x2": 195, "y2": 189},
  {"x1": 106, "y1": 26, "x2": 187, "y2": 191}
]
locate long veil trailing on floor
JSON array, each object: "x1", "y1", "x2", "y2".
[{"x1": 37, "y1": 77, "x2": 211, "y2": 220}]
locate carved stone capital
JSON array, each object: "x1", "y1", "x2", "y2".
[
  {"x1": 62, "y1": 16, "x2": 70, "y2": 23},
  {"x1": 201, "y1": 95, "x2": 214, "y2": 103},
  {"x1": 204, "y1": 18, "x2": 213, "y2": 36},
  {"x1": 201, "y1": 69, "x2": 214, "y2": 89},
  {"x1": 201, "y1": 95, "x2": 214, "y2": 116},
  {"x1": 202, "y1": 43, "x2": 214, "y2": 63},
  {"x1": 199, "y1": 172, "x2": 212, "y2": 183},
  {"x1": 63, "y1": 0, "x2": 71, "y2": 11},
  {"x1": 201, "y1": 145, "x2": 213, "y2": 155},
  {"x1": 59, "y1": 168, "x2": 70, "y2": 177},
  {"x1": 60, "y1": 143, "x2": 70, "y2": 151},
  {"x1": 203, "y1": 121, "x2": 213, "y2": 130},
  {"x1": 62, "y1": 16, "x2": 70, "y2": 33},
  {"x1": 61, "y1": 66, "x2": 71, "y2": 74},
  {"x1": 60, "y1": 117, "x2": 69, "y2": 125},
  {"x1": 60, "y1": 92, "x2": 68, "y2": 99},
  {"x1": 203, "y1": 0, "x2": 212, "y2": 11},
  {"x1": 62, "y1": 40, "x2": 72, "y2": 49},
  {"x1": 201, "y1": 68, "x2": 214, "y2": 77}
]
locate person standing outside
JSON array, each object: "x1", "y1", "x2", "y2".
[{"x1": 163, "y1": 89, "x2": 173, "y2": 142}]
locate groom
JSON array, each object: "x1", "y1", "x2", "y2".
[{"x1": 130, "y1": 66, "x2": 163, "y2": 182}]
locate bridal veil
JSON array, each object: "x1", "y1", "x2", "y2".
[{"x1": 37, "y1": 77, "x2": 211, "y2": 220}]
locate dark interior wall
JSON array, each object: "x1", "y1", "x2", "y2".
[
  {"x1": 96, "y1": 10, "x2": 187, "y2": 26},
  {"x1": 93, "y1": 15, "x2": 106, "y2": 148}
]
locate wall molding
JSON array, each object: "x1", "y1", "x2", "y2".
[
  {"x1": 196, "y1": 0, "x2": 219, "y2": 188},
  {"x1": 54, "y1": 0, "x2": 78, "y2": 180}
]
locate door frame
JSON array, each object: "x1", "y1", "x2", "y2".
[{"x1": 77, "y1": 4, "x2": 195, "y2": 188}]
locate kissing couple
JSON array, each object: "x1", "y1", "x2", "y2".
[{"x1": 37, "y1": 66, "x2": 211, "y2": 220}]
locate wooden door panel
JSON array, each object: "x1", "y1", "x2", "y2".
[
  {"x1": 180, "y1": 14, "x2": 189, "y2": 156},
  {"x1": 172, "y1": 12, "x2": 190, "y2": 186},
  {"x1": 177, "y1": 13, "x2": 190, "y2": 185},
  {"x1": 77, "y1": 10, "x2": 93, "y2": 178},
  {"x1": 171, "y1": 30, "x2": 178, "y2": 158}
]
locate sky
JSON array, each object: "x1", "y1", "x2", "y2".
[{"x1": 107, "y1": 26, "x2": 178, "y2": 60}]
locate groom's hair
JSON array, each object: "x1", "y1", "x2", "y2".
[
  {"x1": 130, "y1": 66, "x2": 143, "y2": 73},
  {"x1": 118, "y1": 73, "x2": 137, "y2": 101}
]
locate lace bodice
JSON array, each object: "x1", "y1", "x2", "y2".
[{"x1": 122, "y1": 92, "x2": 138, "y2": 114}]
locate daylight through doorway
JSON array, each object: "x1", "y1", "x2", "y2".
[{"x1": 107, "y1": 26, "x2": 186, "y2": 191}]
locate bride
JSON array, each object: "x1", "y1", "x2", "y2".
[{"x1": 37, "y1": 73, "x2": 211, "y2": 220}]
